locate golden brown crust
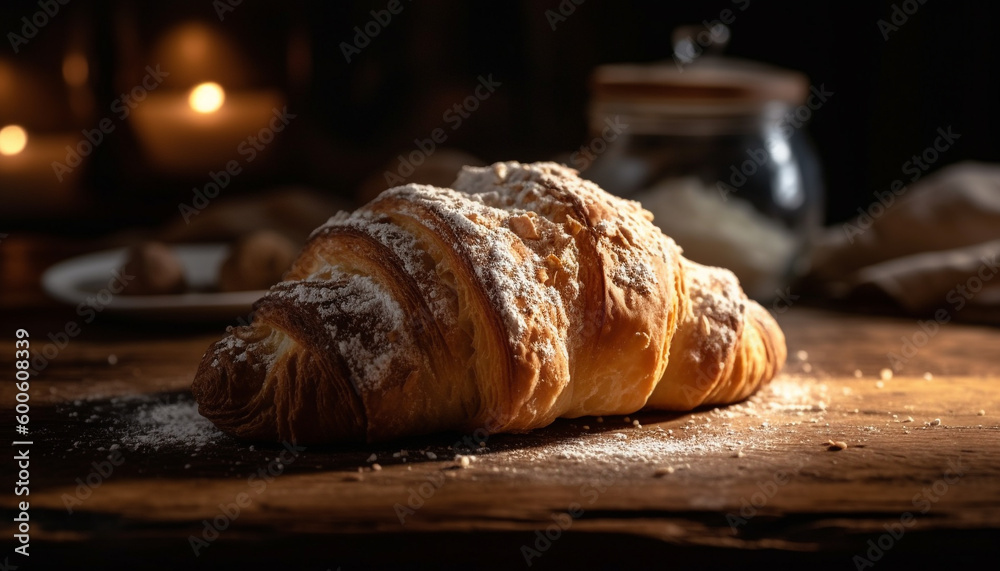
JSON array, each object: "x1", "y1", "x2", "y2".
[{"x1": 192, "y1": 162, "x2": 787, "y2": 444}]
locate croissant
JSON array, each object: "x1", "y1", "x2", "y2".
[{"x1": 192, "y1": 162, "x2": 786, "y2": 444}]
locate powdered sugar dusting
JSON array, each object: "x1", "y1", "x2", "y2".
[
  {"x1": 269, "y1": 273, "x2": 411, "y2": 392},
  {"x1": 124, "y1": 400, "x2": 223, "y2": 450}
]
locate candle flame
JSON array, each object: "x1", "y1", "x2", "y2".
[
  {"x1": 188, "y1": 82, "x2": 225, "y2": 114},
  {"x1": 0, "y1": 125, "x2": 27, "y2": 156}
]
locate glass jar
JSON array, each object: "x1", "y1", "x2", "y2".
[{"x1": 583, "y1": 52, "x2": 824, "y2": 302}]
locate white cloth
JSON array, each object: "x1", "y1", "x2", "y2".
[{"x1": 811, "y1": 162, "x2": 1000, "y2": 323}]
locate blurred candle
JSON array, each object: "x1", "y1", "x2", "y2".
[
  {"x1": 130, "y1": 85, "x2": 285, "y2": 175},
  {"x1": 0, "y1": 125, "x2": 81, "y2": 210},
  {"x1": 0, "y1": 125, "x2": 27, "y2": 156}
]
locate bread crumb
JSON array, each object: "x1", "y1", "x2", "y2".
[
  {"x1": 653, "y1": 466, "x2": 675, "y2": 477},
  {"x1": 875, "y1": 381, "x2": 885, "y2": 389},
  {"x1": 455, "y1": 455, "x2": 472, "y2": 468},
  {"x1": 582, "y1": 425, "x2": 590, "y2": 430},
  {"x1": 371, "y1": 463, "x2": 382, "y2": 471},
  {"x1": 796, "y1": 350, "x2": 809, "y2": 361},
  {"x1": 632, "y1": 419, "x2": 641, "y2": 428},
  {"x1": 624, "y1": 416, "x2": 631, "y2": 423},
  {"x1": 802, "y1": 363, "x2": 813, "y2": 373},
  {"x1": 853, "y1": 369, "x2": 863, "y2": 378},
  {"x1": 733, "y1": 450, "x2": 745, "y2": 458},
  {"x1": 903, "y1": 416, "x2": 914, "y2": 423},
  {"x1": 425, "y1": 451, "x2": 437, "y2": 460},
  {"x1": 880, "y1": 368, "x2": 893, "y2": 381},
  {"x1": 366, "y1": 453, "x2": 377, "y2": 462},
  {"x1": 929, "y1": 418, "x2": 941, "y2": 426},
  {"x1": 977, "y1": 410, "x2": 986, "y2": 416},
  {"x1": 825, "y1": 440, "x2": 848, "y2": 451},
  {"x1": 923, "y1": 372, "x2": 933, "y2": 380},
  {"x1": 596, "y1": 416, "x2": 604, "y2": 423}
]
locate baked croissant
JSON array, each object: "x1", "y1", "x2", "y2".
[{"x1": 192, "y1": 162, "x2": 786, "y2": 443}]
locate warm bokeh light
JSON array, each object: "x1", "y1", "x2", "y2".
[
  {"x1": 188, "y1": 82, "x2": 225, "y2": 114},
  {"x1": 62, "y1": 53, "x2": 89, "y2": 87},
  {"x1": 0, "y1": 125, "x2": 27, "y2": 156}
]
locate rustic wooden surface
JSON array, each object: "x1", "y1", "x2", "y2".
[{"x1": 1, "y1": 235, "x2": 999, "y2": 569}]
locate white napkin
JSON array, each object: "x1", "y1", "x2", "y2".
[{"x1": 810, "y1": 162, "x2": 1000, "y2": 323}]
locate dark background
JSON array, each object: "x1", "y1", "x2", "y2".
[{"x1": 1, "y1": 0, "x2": 997, "y2": 233}]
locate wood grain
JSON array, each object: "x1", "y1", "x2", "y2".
[{"x1": 1, "y1": 304, "x2": 998, "y2": 569}]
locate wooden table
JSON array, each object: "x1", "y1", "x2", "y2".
[{"x1": 1, "y1": 236, "x2": 999, "y2": 569}]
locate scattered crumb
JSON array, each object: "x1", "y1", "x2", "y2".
[
  {"x1": 366, "y1": 453, "x2": 377, "y2": 462},
  {"x1": 796, "y1": 350, "x2": 809, "y2": 361},
  {"x1": 582, "y1": 425, "x2": 590, "y2": 430},
  {"x1": 923, "y1": 372, "x2": 933, "y2": 381},
  {"x1": 825, "y1": 440, "x2": 848, "y2": 451},
  {"x1": 733, "y1": 450, "x2": 745, "y2": 458},
  {"x1": 107, "y1": 354, "x2": 118, "y2": 365},
  {"x1": 425, "y1": 451, "x2": 437, "y2": 460},
  {"x1": 596, "y1": 417, "x2": 604, "y2": 423},
  {"x1": 880, "y1": 368, "x2": 893, "y2": 381},
  {"x1": 903, "y1": 416, "x2": 914, "y2": 423},
  {"x1": 371, "y1": 463, "x2": 382, "y2": 471},
  {"x1": 853, "y1": 369, "x2": 863, "y2": 378},
  {"x1": 653, "y1": 466, "x2": 675, "y2": 477},
  {"x1": 929, "y1": 418, "x2": 941, "y2": 426},
  {"x1": 875, "y1": 381, "x2": 884, "y2": 389},
  {"x1": 977, "y1": 410, "x2": 986, "y2": 416},
  {"x1": 624, "y1": 416, "x2": 630, "y2": 423},
  {"x1": 455, "y1": 455, "x2": 472, "y2": 468},
  {"x1": 802, "y1": 363, "x2": 813, "y2": 373},
  {"x1": 632, "y1": 419, "x2": 641, "y2": 428}
]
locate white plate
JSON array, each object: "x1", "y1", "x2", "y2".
[{"x1": 41, "y1": 244, "x2": 266, "y2": 322}]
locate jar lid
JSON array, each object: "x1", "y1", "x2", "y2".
[{"x1": 591, "y1": 56, "x2": 809, "y2": 112}]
